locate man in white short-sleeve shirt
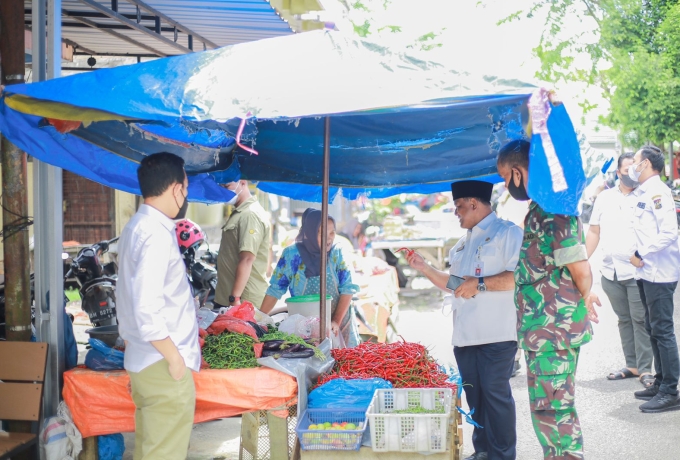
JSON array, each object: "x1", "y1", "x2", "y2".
[
  {"x1": 586, "y1": 152, "x2": 653, "y2": 386},
  {"x1": 406, "y1": 180, "x2": 522, "y2": 460}
]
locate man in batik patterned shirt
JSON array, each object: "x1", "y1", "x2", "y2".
[{"x1": 497, "y1": 139, "x2": 600, "y2": 460}]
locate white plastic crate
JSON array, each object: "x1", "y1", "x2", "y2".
[{"x1": 366, "y1": 388, "x2": 453, "y2": 453}]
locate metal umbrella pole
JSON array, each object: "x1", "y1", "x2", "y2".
[
  {"x1": 319, "y1": 117, "x2": 331, "y2": 342},
  {"x1": 32, "y1": 0, "x2": 66, "y2": 421}
]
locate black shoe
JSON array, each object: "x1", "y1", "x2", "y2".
[
  {"x1": 634, "y1": 385, "x2": 659, "y2": 401},
  {"x1": 639, "y1": 392, "x2": 680, "y2": 413},
  {"x1": 464, "y1": 453, "x2": 488, "y2": 460},
  {"x1": 511, "y1": 359, "x2": 521, "y2": 378}
]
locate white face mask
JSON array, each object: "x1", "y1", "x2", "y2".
[
  {"x1": 628, "y1": 161, "x2": 647, "y2": 182},
  {"x1": 225, "y1": 183, "x2": 242, "y2": 205}
]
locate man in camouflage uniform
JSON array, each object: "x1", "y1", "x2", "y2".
[{"x1": 497, "y1": 140, "x2": 600, "y2": 459}]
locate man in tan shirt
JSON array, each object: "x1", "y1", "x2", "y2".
[{"x1": 214, "y1": 180, "x2": 271, "y2": 308}]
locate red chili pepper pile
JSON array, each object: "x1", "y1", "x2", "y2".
[{"x1": 318, "y1": 339, "x2": 457, "y2": 391}]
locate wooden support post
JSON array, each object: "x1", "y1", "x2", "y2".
[
  {"x1": 451, "y1": 397, "x2": 464, "y2": 460},
  {"x1": 0, "y1": 0, "x2": 32, "y2": 344}
]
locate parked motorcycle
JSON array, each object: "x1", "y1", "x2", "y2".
[
  {"x1": 176, "y1": 220, "x2": 218, "y2": 309},
  {"x1": 65, "y1": 237, "x2": 119, "y2": 326}
]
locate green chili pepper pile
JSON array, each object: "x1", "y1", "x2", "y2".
[
  {"x1": 260, "y1": 331, "x2": 326, "y2": 360},
  {"x1": 202, "y1": 332, "x2": 259, "y2": 370}
]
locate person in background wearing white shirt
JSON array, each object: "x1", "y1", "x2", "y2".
[
  {"x1": 406, "y1": 180, "x2": 523, "y2": 460},
  {"x1": 627, "y1": 146, "x2": 680, "y2": 413},
  {"x1": 586, "y1": 152, "x2": 654, "y2": 387},
  {"x1": 117, "y1": 152, "x2": 200, "y2": 459}
]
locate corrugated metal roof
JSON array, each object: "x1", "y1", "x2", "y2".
[{"x1": 25, "y1": 0, "x2": 299, "y2": 57}]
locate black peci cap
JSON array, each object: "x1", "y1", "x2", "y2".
[{"x1": 450, "y1": 180, "x2": 493, "y2": 202}]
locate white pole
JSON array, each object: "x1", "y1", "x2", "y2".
[{"x1": 33, "y1": 0, "x2": 65, "y2": 421}]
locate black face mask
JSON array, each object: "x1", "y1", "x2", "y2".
[
  {"x1": 508, "y1": 168, "x2": 530, "y2": 201},
  {"x1": 175, "y1": 190, "x2": 189, "y2": 220}
]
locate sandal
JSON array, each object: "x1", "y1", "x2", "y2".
[
  {"x1": 639, "y1": 373, "x2": 655, "y2": 388},
  {"x1": 606, "y1": 368, "x2": 638, "y2": 380}
]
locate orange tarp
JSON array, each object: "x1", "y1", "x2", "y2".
[{"x1": 63, "y1": 367, "x2": 297, "y2": 438}]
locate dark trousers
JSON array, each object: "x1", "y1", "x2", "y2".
[
  {"x1": 454, "y1": 341, "x2": 517, "y2": 460},
  {"x1": 637, "y1": 280, "x2": 680, "y2": 395}
]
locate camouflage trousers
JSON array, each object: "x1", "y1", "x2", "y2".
[{"x1": 525, "y1": 348, "x2": 584, "y2": 460}]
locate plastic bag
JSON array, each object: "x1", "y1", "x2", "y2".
[
  {"x1": 98, "y1": 433, "x2": 125, "y2": 460},
  {"x1": 196, "y1": 307, "x2": 218, "y2": 329},
  {"x1": 278, "y1": 314, "x2": 313, "y2": 339},
  {"x1": 40, "y1": 401, "x2": 82, "y2": 460},
  {"x1": 331, "y1": 329, "x2": 346, "y2": 349},
  {"x1": 253, "y1": 308, "x2": 275, "y2": 328},
  {"x1": 228, "y1": 301, "x2": 256, "y2": 322},
  {"x1": 441, "y1": 364, "x2": 464, "y2": 400},
  {"x1": 257, "y1": 338, "x2": 335, "y2": 416},
  {"x1": 63, "y1": 308, "x2": 79, "y2": 370},
  {"x1": 84, "y1": 338, "x2": 125, "y2": 371},
  {"x1": 307, "y1": 317, "x2": 320, "y2": 339},
  {"x1": 308, "y1": 378, "x2": 392, "y2": 410},
  {"x1": 206, "y1": 314, "x2": 258, "y2": 340}
]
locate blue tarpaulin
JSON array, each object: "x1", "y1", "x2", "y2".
[{"x1": 0, "y1": 30, "x2": 586, "y2": 214}]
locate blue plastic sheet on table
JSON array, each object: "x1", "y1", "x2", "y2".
[
  {"x1": 308, "y1": 378, "x2": 393, "y2": 411},
  {"x1": 84, "y1": 338, "x2": 124, "y2": 371}
]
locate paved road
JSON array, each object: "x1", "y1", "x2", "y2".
[{"x1": 398, "y1": 251, "x2": 680, "y2": 460}]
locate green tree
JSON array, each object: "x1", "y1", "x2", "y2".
[
  {"x1": 338, "y1": 0, "x2": 444, "y2": 51},
  {"x1": 502, "y1": 0, "x2": 680, "y2": 147}
]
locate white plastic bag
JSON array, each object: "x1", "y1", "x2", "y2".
[
  {"x1": 40, "y1": 401, "x2": 82, "y2": 460},
  {"x1": 307, "y1": 317, "x2": 320, "y2": 339},
  {"x1": 253, "y1": 308, "x2": 275, "y2": 328},
  {"x1": 196, "y1": 307, "x2": 218, "y2": 330},
  {"x1": 278, "y1": 314, "x2": 313, "y2": 338},
  {"x1": 331, "y1": 329, "x2": 347, "y2": 349}
]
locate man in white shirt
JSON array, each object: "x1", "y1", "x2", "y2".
[
  {"x1": 117, "y1": 152, "x2": 201, "y2": 459},
  {"x1": 407, "y1": 180, "x2": 523, "y2": 460},
  {"x1": 586, "y1": 152, "x2": 653, "y2": 386},
  {"x1": 627, "y1": 146, "x2": 680, "y2": 413}
]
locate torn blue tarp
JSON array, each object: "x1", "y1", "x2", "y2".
[{"x1": 0, "y1": 30, "x2": 587, "y2": 213}]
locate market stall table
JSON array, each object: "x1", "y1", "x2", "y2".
[{"x1": 63, "y1": 366, "x2": 297, "y2": 458}]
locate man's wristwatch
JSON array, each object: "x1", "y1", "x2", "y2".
[
  {"x1": 634, "y1": 250, "x2": 643, "y2": 260},
  {"x1": 477, "y1": 277, "x2": 487, "y2": 292},
  {"x1": 229, "y1": 295, "x2": 241, "y2": 304}
]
